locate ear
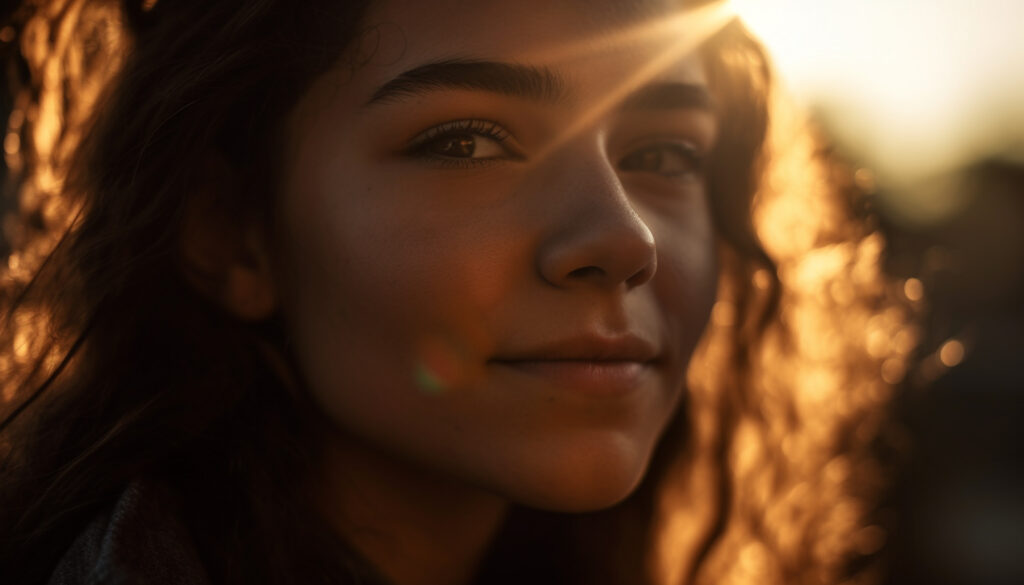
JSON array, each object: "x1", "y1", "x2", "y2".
[{"x1": 179, "y1": 154, "x2": 278, "y2": 321}]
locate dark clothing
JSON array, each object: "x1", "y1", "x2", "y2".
[
  {"x1": 44, "y1": 478, "x2": 581, "y2": 585},
  {"x1": 48, "y1": 479, "x2": 211, "y2": 585}
]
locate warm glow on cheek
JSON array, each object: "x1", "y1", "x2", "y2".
[
  {"x1": 293, "y1": 193, "x2": 509, "y2": 399},
  {"x1": 414, "y1": 326, "x2": 490, "y2": 395}
]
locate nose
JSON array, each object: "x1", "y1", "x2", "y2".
[{"x1": 535, "y1": 148, "x2": 657, "y2": 290}]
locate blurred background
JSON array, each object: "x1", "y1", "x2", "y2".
[{"x1": 733, "y1": 1, "x2": 1024, "y2": 584}]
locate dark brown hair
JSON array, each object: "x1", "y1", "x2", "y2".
[{"x1": 0, "y1": 2, "x2": 793, "y2": 584}]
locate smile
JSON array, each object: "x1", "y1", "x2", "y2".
[
  {"x1": 490, "y1": 359, "x2": 656, "y2": 396},
  {"x1": 489, "y1": 334, "x2": 661, "y2": 395}
]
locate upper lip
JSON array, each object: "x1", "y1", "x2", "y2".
[{"x1": 490, "y1": 333, "x2": 660, "y2": 363}]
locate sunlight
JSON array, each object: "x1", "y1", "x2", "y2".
[
  {"x1": 730, "y1": 0, "x2": 1024, "y2": 181},
  {"x1": 516, "y1": 1, "x2": 735, "y2": 65},
  {"x1": 524, "y1": 1, "x2": 736, "y2": 159}
]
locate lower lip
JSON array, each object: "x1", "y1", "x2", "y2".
[{"x1": 491, "y1": 360, "x2": 653, "y2": 395}]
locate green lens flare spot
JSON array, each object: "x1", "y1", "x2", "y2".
[{"x1": 415, "y1": 362, "x2": 447, "y2": 395}]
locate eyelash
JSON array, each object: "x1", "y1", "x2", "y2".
[
  {"x1": 618, "y1": 141, "x2": 706, "y2": 180},
  {"x1": 405, "y1": 119, "x2": 518, "y2": 167}
]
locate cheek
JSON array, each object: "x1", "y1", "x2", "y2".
[
  {"x1": 274, "y1": 174, "x2": 519, "y2": 420},
  {"x1": 647, "y1": 200, "x2": 719, "y2": 344}
]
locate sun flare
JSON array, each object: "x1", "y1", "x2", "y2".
[{"x1": 525, "y1": 1, "x2": 736, "y2": 159}]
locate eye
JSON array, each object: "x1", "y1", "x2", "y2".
[
  {"x1": 618, "y1": 142, "x2": 704, "y2": 179},
  {"x1": 422, "y1": 134, "x2": 504, "y2": 159},
  {"x1": 407, "y1": 119, "x2": 521, "y2": 164}
]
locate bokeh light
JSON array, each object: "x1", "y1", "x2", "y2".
[{"x1": 731, "y1": 4, "x2": 1024, "y2": 585}]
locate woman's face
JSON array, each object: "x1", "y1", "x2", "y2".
[{"x1": 276, "y1": 0, "x2": 719, "y2": 511}]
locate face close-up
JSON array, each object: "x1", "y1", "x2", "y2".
[{"x1": 274, "y1": 0, "x2": 720, "y2": 512}]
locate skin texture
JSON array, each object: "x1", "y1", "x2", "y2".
[{"x1": 260, "y1": 1, "x2": 719, "y2": 583}]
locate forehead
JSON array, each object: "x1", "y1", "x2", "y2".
[
  {"x1": 362, "y1": 0, "x2": 688, "y2": 51},
  {"x1": 365, "y1": 0, "x2": 684, "y2": 31},
  {"x1": 347, "y1": 0, "x2": 709, "y2": 100}
]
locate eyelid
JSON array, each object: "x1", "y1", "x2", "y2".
[
  {"x1": 620, "y1": 134, "x2": 705, "y2": 157},
  {"x1": 619, "y1": 138, "x2": 706, "y2": 170},
  {"x1": 403, "y1": 119, "x2": 524, "y2": 161},
  {"x1": 615, "y1": 108, "x2": 717, "y2": 156}
]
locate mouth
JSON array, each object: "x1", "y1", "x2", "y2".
[{"x1": 489, "y1": 334, "x2": 661, "y2": 395}]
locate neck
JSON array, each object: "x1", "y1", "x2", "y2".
[{"x1": 316, "y1": 434, "x2": 509, "y2": 585}]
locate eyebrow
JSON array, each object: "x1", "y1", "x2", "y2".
[
  {"x1": 620, "y1": 82, "x2": 715, "y2": 112},
  {"x1": 366, "y1": 59, "x2": 567, "y2": 106},
  {"x1": 365, "y1": 58, "x2": 715, "y2": 115}
]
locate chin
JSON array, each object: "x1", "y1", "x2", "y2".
[{"x1": 500, "y1": 436, "x2": 656, "y2": 513}]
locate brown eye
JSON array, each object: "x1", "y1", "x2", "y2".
[
  {"x1": 428, "y1": 135, "x2": 477, "y2": 158},
  {"x1": 619, "y1": 143, "x2": 704, "y2": 178},
  {"x1": 408, "y1": 119, "x2": 518, "y2": 163},
  {"x1": 423, "y1": 133, "x2": 506, "y2": 159}
]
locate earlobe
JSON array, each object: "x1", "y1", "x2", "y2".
[
  {"x1": 179, "y1": 155, "x2": 278, "y2": 321},
  {"x1": 221, "y1": 257, "x2": 278, "y2": 321}
]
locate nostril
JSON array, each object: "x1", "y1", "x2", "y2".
[
  {"x1": 538, "y1": 223, "x2": 658, "y2": 290},
  {"x1": 625, "y1": 260, "x2": 656, "y2": 288},
  {"x1": 567, "y1": 266, "x2": 605, "y2": 280}
]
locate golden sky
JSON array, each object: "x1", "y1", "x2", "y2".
[{"x1": 732, "y1": 0, "x2": 1024, "y2": 182}]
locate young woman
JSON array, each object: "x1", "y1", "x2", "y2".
[{"x1": 0, "y1": 0, "x2": 905, "y2": 584}]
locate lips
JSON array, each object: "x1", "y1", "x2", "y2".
[
  {"x1": 492, "y1": 333, "x2": 659, "y2": 362},
  {"x1": 489, "y1": 334, "x2": 661, "y2": 395}
]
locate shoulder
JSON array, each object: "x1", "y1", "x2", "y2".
[{"x1": 48, "y1": 478, "x2": 211, "y2": 585}]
